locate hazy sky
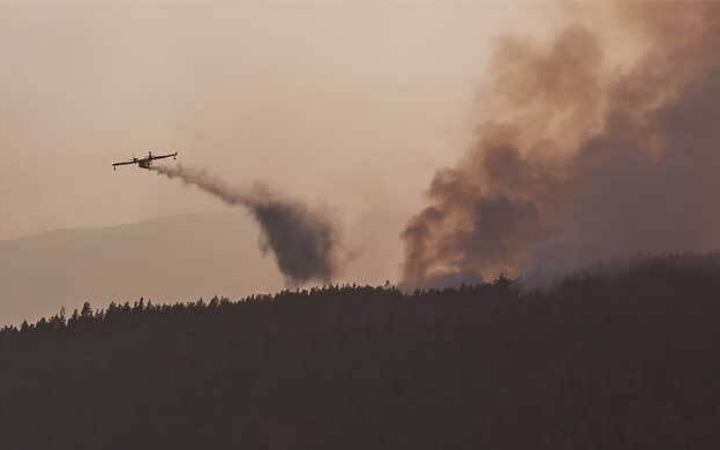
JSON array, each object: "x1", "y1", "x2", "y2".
[
  {"x1": 0, "y1": 1, "x2": 576, "y2": 312},
  {"x1": 0, "y1": 0, "x2": 562, "y2": 236}
]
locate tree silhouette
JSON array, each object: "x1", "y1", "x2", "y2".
[{"x1": 1, "y1": 254, "x2": 719, "y2": 449}]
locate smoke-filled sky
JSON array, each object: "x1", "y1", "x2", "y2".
[
  {"x1": 0, "y1": 0, "x2": 546, "y2": 238},
  {"x1": 5, "y1": 0, "x2": 717, "y2": 309},
  {"x1": 0, "y1": 0, "x2": 560, "y2": 286},
  {"x1": 402, "y1": 1, "x2": 720, "y2": 287}
]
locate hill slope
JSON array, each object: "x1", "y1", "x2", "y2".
[
  {"x1": 0, "y1": 208, "x2": 406, "y2": 326},
  {"x1": 0, "y1": 212, "x2": 284, "y2": 325},
  {"x1": 1, "y1": 256, "x2": 719, "y2": 449}
]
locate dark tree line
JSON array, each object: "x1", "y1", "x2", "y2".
[{"x1": 1, "y1": 255, "x2": 720, "y2": 449}]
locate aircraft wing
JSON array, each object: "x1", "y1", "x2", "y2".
[
  {"x1": 112, "y1": 160, "x2": 136, "y2": 167},
  {"x1": 149, "y1": 152, "x2": 178, "y2": 161}
]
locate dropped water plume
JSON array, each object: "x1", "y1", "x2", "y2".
[{"x1": 151, "y1": 164, "x2": 341, "y2": 286}]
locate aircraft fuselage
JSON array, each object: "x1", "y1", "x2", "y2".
[{"x1": 112, "y1": 151, "x2": 178, "y2": 171}]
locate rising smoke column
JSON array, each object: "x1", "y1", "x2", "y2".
[
  {"x1": 403, "y1": 2, "x2": 720, "y2": 287},
  {"x1": 150, "y1": 164, "x2": 341, "y2": 286}
]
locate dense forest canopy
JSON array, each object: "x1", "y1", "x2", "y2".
[{"x1": 1, "y1": 255, "x2": 719, "y2": 449}]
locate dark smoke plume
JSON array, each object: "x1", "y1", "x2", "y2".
[
  {"x1": 403, "y1": 2, "x2": 720, "y2": 288},
  {"x1": 150, "y1": 164, "x2": 341, "y2": 286}
]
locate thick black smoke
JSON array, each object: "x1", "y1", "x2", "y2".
[
  {"x1": 150, "y1": 164, "x2": 341, "y2": 286},
  {"x1": 403, "y1": 3, "x2": 720, "y2": 287}
]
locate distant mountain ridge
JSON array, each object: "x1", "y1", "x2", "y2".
[{"x1": 0, "y1": 212, "x2": 284, "y2": 325}]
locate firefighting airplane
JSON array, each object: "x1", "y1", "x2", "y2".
[{"x1": 112, "y1": 151, "x2": 178, "y2": 170}]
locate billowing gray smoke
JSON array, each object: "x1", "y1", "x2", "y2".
[
  {"x1": 150, "y1": 164, "x2": 341, "y2": 286},
  {"x1": 403, "y1": 2, "x2": 720, "y2": 287}
]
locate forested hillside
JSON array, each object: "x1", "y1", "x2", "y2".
[{"x1": 2, "y1": 256, "x2": 719, "y2": 449}]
